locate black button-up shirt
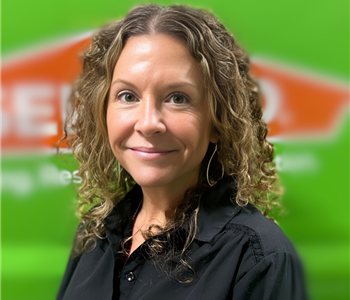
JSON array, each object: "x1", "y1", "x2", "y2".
[{"x1": 57, "y1": 178, "x2": 307, "y2": 300}]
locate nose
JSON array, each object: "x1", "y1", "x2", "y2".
[{"x1": 134, "y1": 96, "x2": 166, "y2": 137}]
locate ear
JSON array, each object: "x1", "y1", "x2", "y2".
[{"x1": 210, "y1": 129, "x2": 219, "y2": 144}]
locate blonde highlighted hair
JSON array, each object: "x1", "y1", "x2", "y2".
[{"x1": 63, "y1": 4, "x2": 280, "y2": 280}]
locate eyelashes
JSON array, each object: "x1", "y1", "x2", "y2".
[
  {"x1": 116, "y1": 90, "x2": 190, "y2": 105},
  {"x1": 167, "y1": 93, "x2": 189, "y2": 104},
  {"x1": 118, "y1": 92, "x2": 137, "y2": 103}
]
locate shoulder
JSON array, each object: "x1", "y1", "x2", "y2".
[
  {"x1": 222, "y1": 205, "x2": 308, "y2": 299},
  {"x1": 198, "y1": 177, "x2": 296, "y2": 257},
  {"x1": 225, "y1": 203, "x2": 297, "y2": 259}
]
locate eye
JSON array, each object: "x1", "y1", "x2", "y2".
[
  {"x1": 118, "y1": 92, "x2": 137, "y2": 103},
  {"x1": 169, "y1": 93, "x2": 189, "y2": 104}
]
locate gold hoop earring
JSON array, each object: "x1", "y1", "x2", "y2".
[{"x1": 206, "y1": 144, "x2": 224, "y2": 186}]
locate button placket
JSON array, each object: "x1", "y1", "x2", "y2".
[{"x1": 126, "y1": 271, "x2": 135, "y2": 282}]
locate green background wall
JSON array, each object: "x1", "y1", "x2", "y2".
[{"x1": 1, "y1": 1, "x2": 349, "y2": 299}]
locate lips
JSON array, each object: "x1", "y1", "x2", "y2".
[
  {"x1": 130, "y1": 147, "x2": 172, "y2": 153},
  {"x1": 129, "y1": 147, "x2": 175, "y2": 159}
]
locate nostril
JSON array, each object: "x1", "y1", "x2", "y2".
[
  {"x1": 134, "y1": 116, "x2": 166, "y2": 136},
  {"x1": 133, "y1": 100, "x2": 166, "y2": 136}
]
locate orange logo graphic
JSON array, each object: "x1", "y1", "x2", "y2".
[{"x1": 2, "y1": 35, "x2": 348, "y2": 151}]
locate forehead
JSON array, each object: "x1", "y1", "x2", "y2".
[{"x1": 112, "y1": 34, "x2": 203, "y2": 89}]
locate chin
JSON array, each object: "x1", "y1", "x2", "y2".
[
  {"x1": 128, "y1": 168, "x2": 182, "y2": 189},
  {"x1": 131, "y1": 177, "x2": 171, "y2": 189}
]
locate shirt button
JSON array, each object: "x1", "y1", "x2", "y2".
[{"x1": 126, "y1": 272, "x2": 135, "y2": 282}]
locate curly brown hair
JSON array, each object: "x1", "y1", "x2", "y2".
[{"x1": 62, "y1": 4, "x2": 280, "y2": 281}]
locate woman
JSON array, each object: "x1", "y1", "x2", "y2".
[{"x1": 57, "y1": 4, "x2": 307, "y2": 300}]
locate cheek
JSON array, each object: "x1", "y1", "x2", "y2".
[
  {"x1": 169, "y1": 114, "x2": 211, "y2": 150},
  {"x1": 106, "y1": 110, "x2": 112, "y2": 134},
  {"x1": 106, "y1": 109, "x2": 117, "y2": 142},
  {"x1": 106, "y1": 107, "x2": 125, "y2": 147}
]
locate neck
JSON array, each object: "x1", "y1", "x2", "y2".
[
  {"x1": 139, "y1": 188, "x2": 182, "y2": 225},
  {"x1": 137, "y1": 174, "x2": 199, "y2": 227}
]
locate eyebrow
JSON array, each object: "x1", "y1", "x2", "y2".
[
  {"x1": 111, "y1": 79, "x2": 138, "y2": 89},
  {"x1": 111, "y1": 79, "x2": 198, "y2": 90}
]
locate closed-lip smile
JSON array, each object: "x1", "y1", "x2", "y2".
[{"x1": 129, "y1": 147, "x2": 175, "y2": 159}]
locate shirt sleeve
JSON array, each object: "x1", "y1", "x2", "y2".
[
  {"x1": 56, "y1": 251, "x2": 81, "y2": 300},
  {"x1": 56, "y1": 224, "x2": 83, "y2": 300},
  {"x1": 231, "y1": 251, "x2": 308, "y2": 300}
]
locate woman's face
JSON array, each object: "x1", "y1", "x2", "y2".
[{"x1": 107, "y1": 34, "x2": 217, "y2": 190}]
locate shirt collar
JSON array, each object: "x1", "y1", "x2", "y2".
[
  {"x1": 195, "y1": 176, "x2": 241, "y2": 242},
  {"x1": 103, "y1": 185, "x2": 143, "y2": 255},
  {"x1": 103, "y1": 177, "x2": 240, "y2": 248}
]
